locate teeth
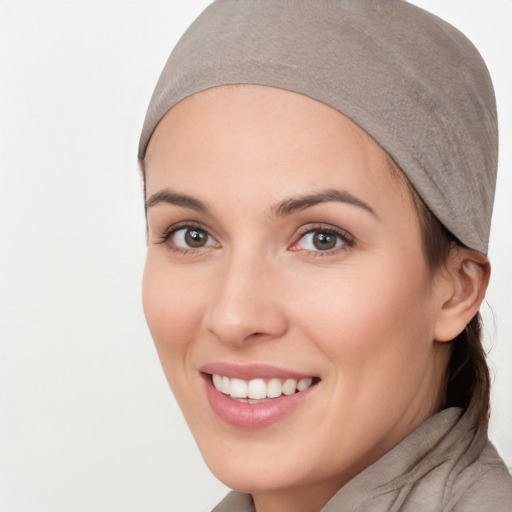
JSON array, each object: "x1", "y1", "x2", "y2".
[
  {"x1": 282, "y1": 378, "x2": 297, "y2": 395},
  {"x1": 221, "y1": 376, "x2": 231, "y2": 395},
  {"x1": 211, "y1": 374, "x2": 316, "y2": 400},
  {"x1": 248, "y1": 378, "x2": 267, "y2": 399},
  {"x1": 230, "y1": 378, "x2": 248, "y2": 398},
  {"x1": 297, "y1": 377, "x2": 313, "y2": 391},
  {"x1": 212, "y1": 374, "x2": 223, "y2": 391},
  {"x1": 267, "y1": 378, "x2": 282, "y2": 398}
]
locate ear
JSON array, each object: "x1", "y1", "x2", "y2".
[{"x1": 434, "y1": 247, "x2": 490, "y2": 342}]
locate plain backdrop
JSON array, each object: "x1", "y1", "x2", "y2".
[{"x1": 1, "y1": 1, "x2": 510, "y2": 511}]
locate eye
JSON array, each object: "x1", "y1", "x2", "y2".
[
  {"x1": 172, "y1": 227, "x2": 215, "y2": 248},
  {"x1": 293, "y1": 226, "x2": 353, "y2": 254},
  {"x1": 158, "y1": 224, "x2": 218, "y2": 251}
]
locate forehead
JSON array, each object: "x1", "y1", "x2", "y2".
[
  {"x1": 144, "y1": 85, "x2": 408, "y2": 210},
  {"x1": 147, "y1": 85, "x2": 380, "y2": 161}
]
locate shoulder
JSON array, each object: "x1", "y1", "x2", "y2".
[{"x1": 449, "y1": 442, "x2": 512, "y2": 512}]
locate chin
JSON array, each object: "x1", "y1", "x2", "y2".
[{"x1": 204, "y1": 454, "x2": 314, "y2": 494}]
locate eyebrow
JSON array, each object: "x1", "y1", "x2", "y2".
[
  {"x1": 145, "y1": 188, "x2": 375, "y2": 218},
  {"x1": 145, "y1": 190, "x2": 211, "y2": 214},
  {"x1": 272, "y1": 189, "x2": 375, "y2": 217}
]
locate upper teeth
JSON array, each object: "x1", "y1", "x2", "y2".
[{"x1": 211, "y1": 374, "x2": 314, "y2": 400}]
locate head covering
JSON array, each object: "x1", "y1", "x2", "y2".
[{"x1": 139, "y1": 0, "x2": 498, "y2": 254}]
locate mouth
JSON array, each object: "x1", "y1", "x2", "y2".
[
  {"x1": 200, "y1": 364, "x2": 321, "y2": 428},
  {"x1": 210, "y1": 373, "x2": 320, "y2": 403}
]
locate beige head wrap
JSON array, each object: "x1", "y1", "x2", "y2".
[{"x1": 139, "y1": 0, "x2": 498, "y2": 254}]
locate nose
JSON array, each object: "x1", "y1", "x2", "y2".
[{"x1": 203, "y1": 252, "x2": 289, "y2": 346}]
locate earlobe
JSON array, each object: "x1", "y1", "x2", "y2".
[{"x1": 434, "y1": 248, "x2": 490, "y2": 342}]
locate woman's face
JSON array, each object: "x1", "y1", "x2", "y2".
[{"x1": 143, "y1": 86, "x2": 449, "y2": 507}]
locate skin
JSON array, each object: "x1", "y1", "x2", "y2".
[{"x1": 142, "y1": 85, "x2": 488, "y2": 512}]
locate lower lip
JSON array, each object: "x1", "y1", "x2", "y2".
[{"x1": 203, "y1": 375, "x2": 317, "y2": 428}]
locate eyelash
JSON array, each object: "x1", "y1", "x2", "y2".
[{"x1": 155, "y1": 222, "x2": 354, "y2": 256}]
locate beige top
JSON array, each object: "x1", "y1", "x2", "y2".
[{"x1": 211, "y1": 406, "x2": 512, "y2": 511}]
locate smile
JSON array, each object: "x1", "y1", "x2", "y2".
[
  {"x1": 211, "y1": 374, "x2": 317, "y2": 402},
  {"x1": 201, "y1": 366, "x2": 320, "y2": 428}
]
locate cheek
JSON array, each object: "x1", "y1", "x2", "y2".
[
  {"x1": 142, "y1": 257, "x2": 205, "y2": 375},
  {"x1": 286, "y1": 257, "x2": 439, "y2": 457},
  {"x1": 295, "y1": 255, "x2": 436, "y2": 378}
]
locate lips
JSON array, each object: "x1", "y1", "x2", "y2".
[{"x1": 200, "y1": 363, "x2": 320, "y2": 427}]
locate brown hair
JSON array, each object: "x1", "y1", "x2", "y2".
[{"x1": 389, "y1": 156, "x2": 490, "y2": 433}]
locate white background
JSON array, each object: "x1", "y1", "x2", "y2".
[{"x1": 0, "y1": 1, "x2": 510, "y2": 511}]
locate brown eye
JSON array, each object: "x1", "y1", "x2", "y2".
[
  {"x1": 312, "y1": 231, "x2": 337, "y2": 250},
  {"x1": 169, "y1": 227, "x2": 216, "y2": 249},
  {"x1": 184, "y1": 229, "x2": 208, "y2": 247}
]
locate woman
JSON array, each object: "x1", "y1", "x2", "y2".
[{"x1": 138, "y1": 1, "x2": 512, "y2": 510}]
